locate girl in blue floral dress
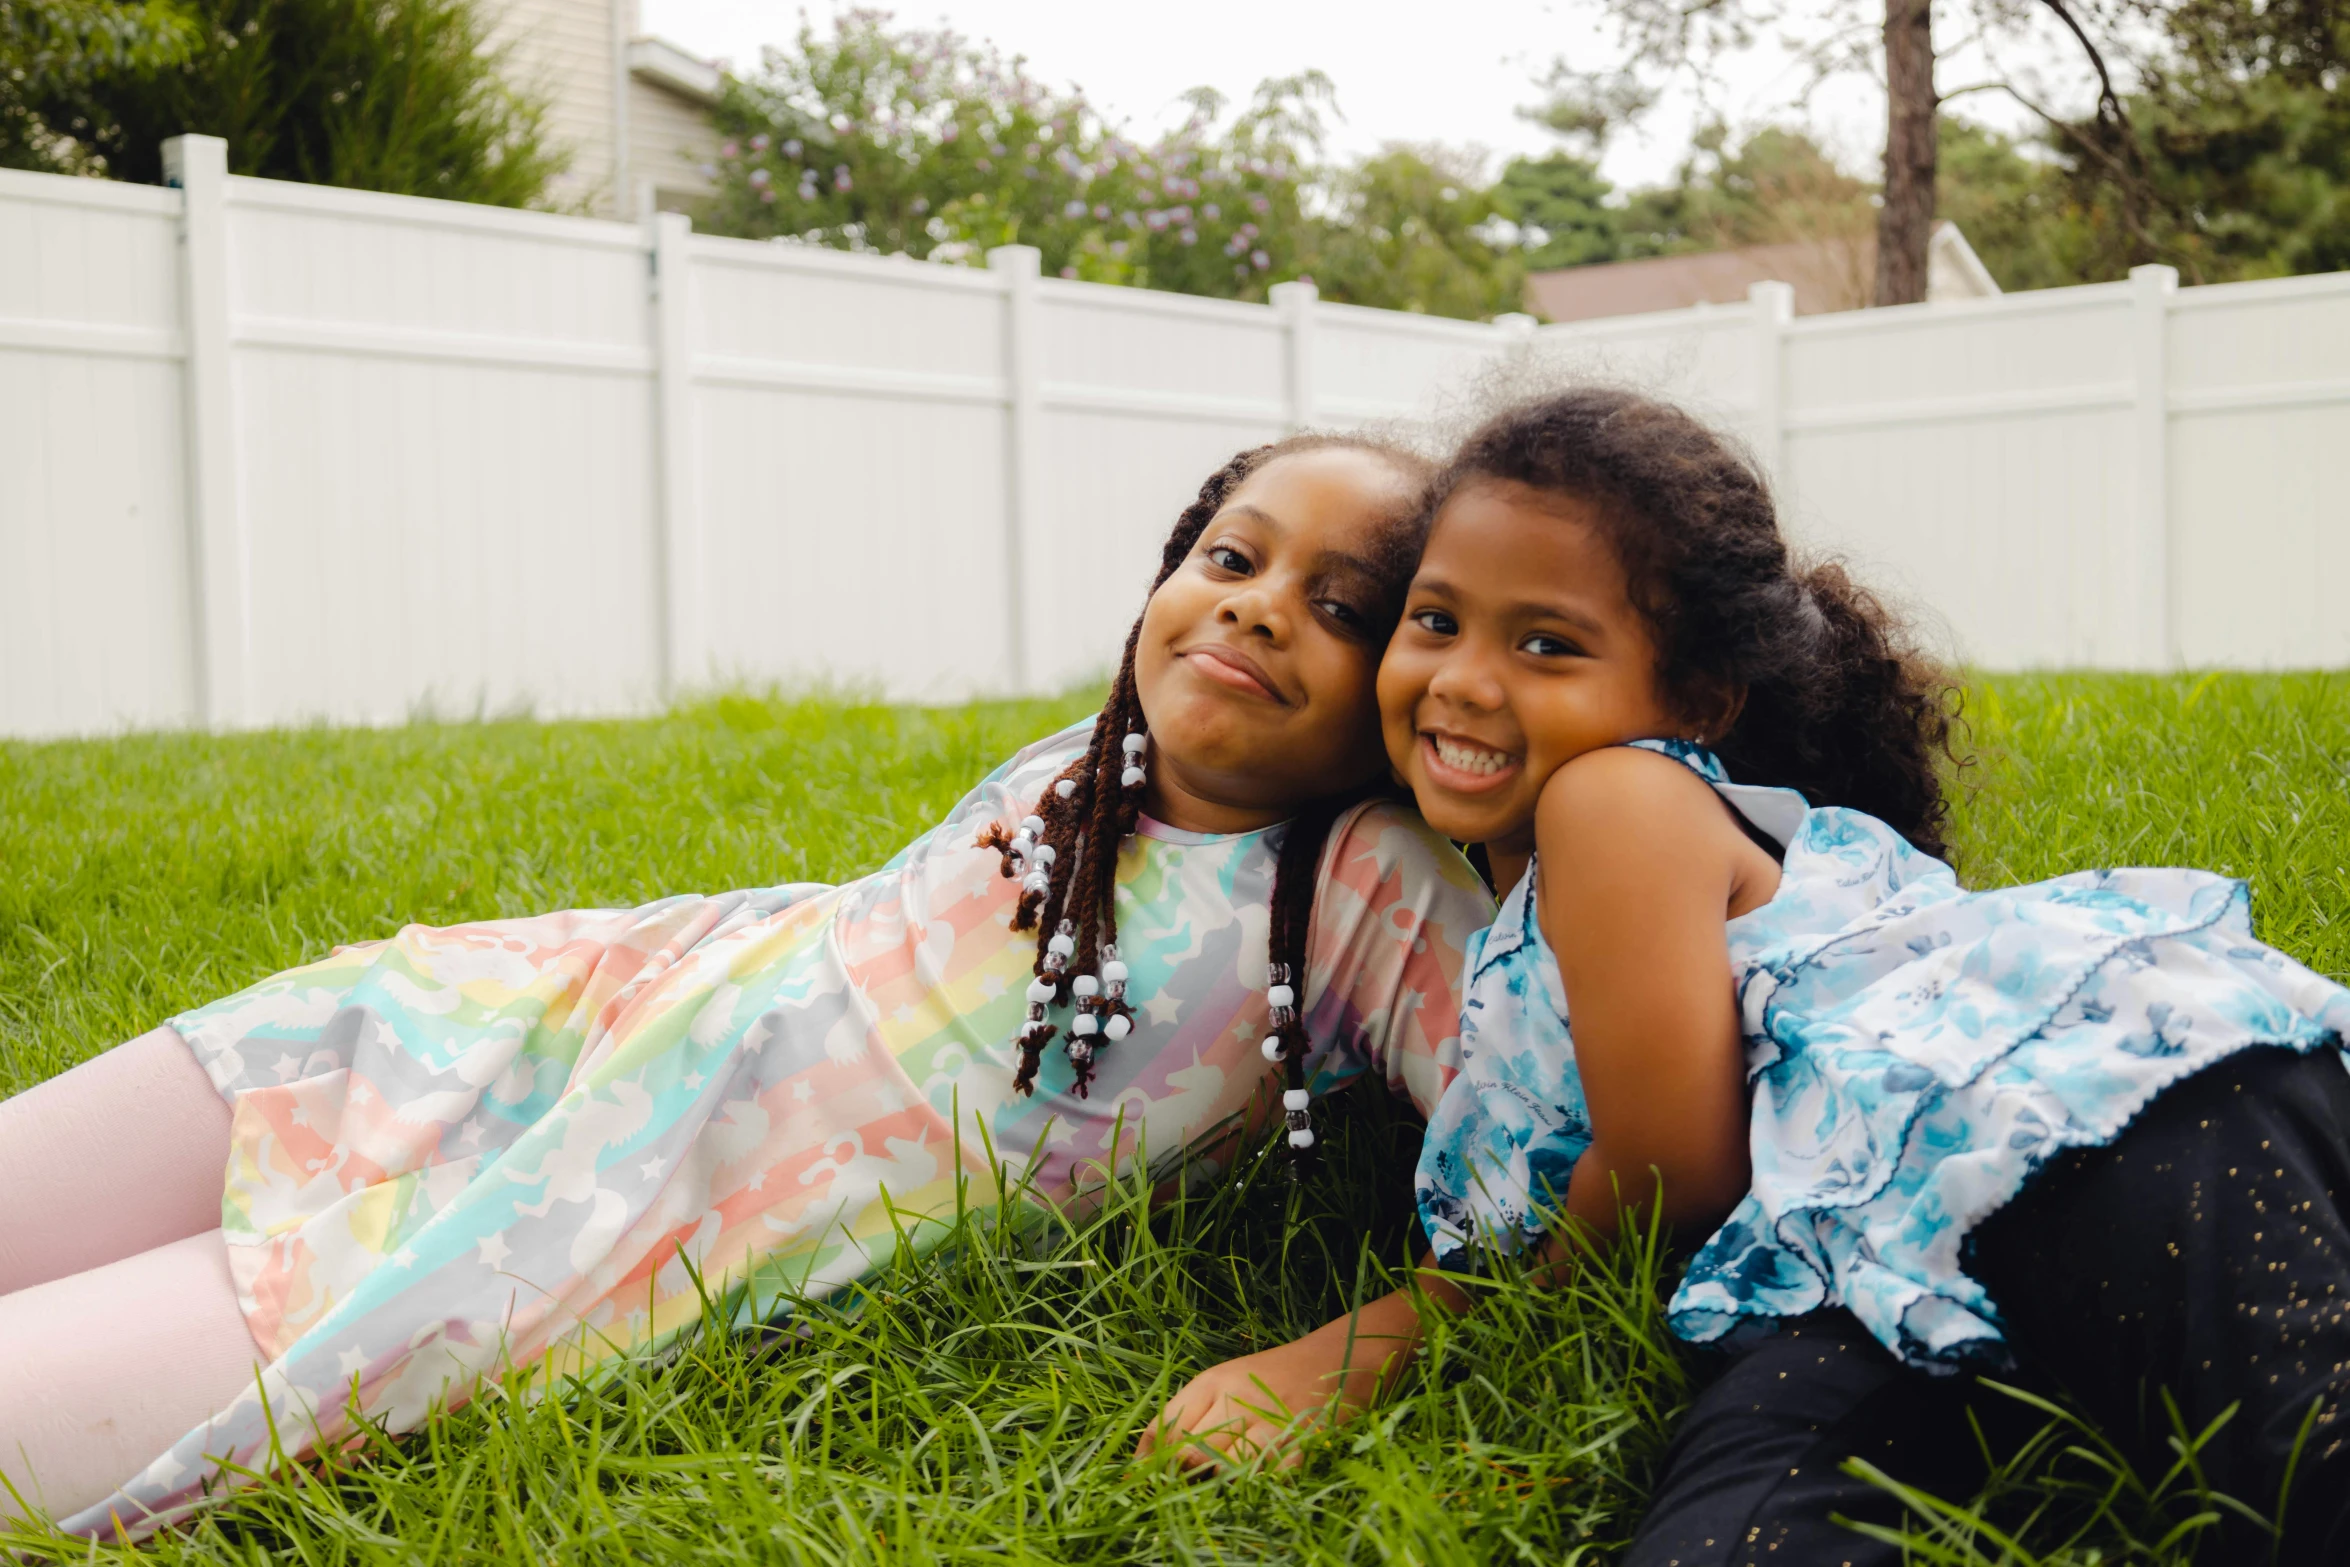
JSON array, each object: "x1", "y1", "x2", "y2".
[{"x1": 1360, "y1": 387, "x2": 2350, "y2": 1565}]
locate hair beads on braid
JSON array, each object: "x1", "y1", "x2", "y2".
[{"x1": 975, "y1": 433, "x2": 1431, "y2": 1154}]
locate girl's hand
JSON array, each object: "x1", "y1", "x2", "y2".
[
  {"x1": 1134, "y1": 1335, "x2": 1359, "y2": 1470},
  {"x1": 1135, "y1": 1281, "x2": 1444, "y2": 1470}
]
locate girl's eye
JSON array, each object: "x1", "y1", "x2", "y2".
[
  {"x1": 1411, "y1": 608, "x2": 1457, "y2": 637},
  {"x1": 1522, "y1": 632, "x2": 1581, "y2": 658},
  {"x1": 1316, "y1": 598, "x2": 1368, "y2": 633},
  {"x1": 1205, "y1": 545, "x2": 1252, "y2": 574}
]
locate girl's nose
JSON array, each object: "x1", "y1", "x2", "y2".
[
  {"x1": 1426, "y1": 642, "x2": 1506, "y2": 712},
  {"x1": 1217, "y1": 582, "x2": 1290, "y2": 643}
]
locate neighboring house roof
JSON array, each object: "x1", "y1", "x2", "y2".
[{"x1": 1525, "y1": 222, "x2": 2002, "y2": 321}]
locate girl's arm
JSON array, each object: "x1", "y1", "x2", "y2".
[{"x1": 1541, "y1": 745, "x2": 1759, "y2": 1238}]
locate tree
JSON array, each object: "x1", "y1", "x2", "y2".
[
  {"x1": 1492, "y1": 150, "x2": 1623, "y2": 268},
  {"x1": 0, "y1": 0, "x2": 193, "y2": 169},
  {"x1": 1615, "y1": 124, "x2": 1876, "y2": 257},
  {"x1": 1535, "y1": 0, "x2": 2141, "y2": 304},
  {"x1": 1303, "y1": 145, "x2": 1525, "y2": 317},
  {"x1": 704, "y1": 13, "x2": 1322, "y2": 301},
  {"x1": 3, "y1": 0, "x2": 563, "y2": 202},
  {"x1": 703, "y1": 11, "x2": 1524, "y2": 318}
]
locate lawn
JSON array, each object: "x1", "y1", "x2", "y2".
[{"x1": 2, "y1": 672, "x2": 2346, "y2": 1565}]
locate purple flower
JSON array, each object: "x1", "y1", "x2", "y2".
[
  {"x1": 1092, "y1": 203, "x2": 1108, "y2": 219},
  {"x1": 941, "y1": 123, "x2": 959, "y2": 142},
  {"x1": 1060, "y1": 265, "x2": 1077, "y2": 278},
  {"x1": 1252, "y1": 249, "x2": 1270, "y2": 269},
  {"x1": 1121, "y1": 211, "x2": 1139, "y2": 228},
  {"x1": 720, "y1": 141, "x2": 740, "y2": 159},
  {"x1": 912, "y1": 195, "x2": 930, "y2": 213},
  {"x1": 760, "y1": 188, "x2": 776, "y2": 203},
  {"x1": 750, "y1": 133, "x2": 770, "y2": 151},
  {"x1": 834, "y1": 169, "x2": 854, "y2": 192},
  {"x1": 749, "y1": 167, "x2": 771, "y2": 187},
  {"x1": 977, "y1": 157, "x2": 992, "y2": 171},
  {"x1": 1249, "y1": 194, "x2": 1270, "y2": 216},
  {"x1": 1202, "y1": 203, "x2": 1219, "y2": 221},
  {"x1": 1179, "y1": 227, "x2": 1197, "y2": 245},
  {"x1": 1168, "y1": 205, "x2": 1191, "y2": 224},
  {"x1": 1064, "y1": 199, "x2": 1087, "y2": 218},
  {"x1": 1109, "y1": 239, "x2": 1128, "y2": 258},
  {"x1": 784, "y1": 138, "x2": 801, "y2": 157},
  {"x1": 1146, "y1": 210, "x2": 1169, "y2": 230}
]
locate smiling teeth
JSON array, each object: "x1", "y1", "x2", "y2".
[{"x1": 1432, "y1": 736, "x2": 1511, "y2": 776}]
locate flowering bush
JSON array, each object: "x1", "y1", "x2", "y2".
[{"x1": 704, "y1": 10, "x2": 1324, "y2": 301}]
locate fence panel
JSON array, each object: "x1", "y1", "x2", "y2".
[
  {"x1": 0, "y1": 172, "x2": 196, "y2": 736},
  {"x1": 226, "y1": 179, "x2": 664, "y2": 726},
  {"x1": 685, "y1": 236, "x2": 1018, "y2": 699},
  {"x1": 2168, "y1": 273, "x2": 2350, "y2": 670},
  {"x1": 1777, "y1": 287, "x2": 2147, "y2": 668}
]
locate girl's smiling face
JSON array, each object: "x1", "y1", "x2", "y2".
[
  {"x1": 1377, "y1": 479, "x2": 1690, "y2": 860},
  {"x1": 1134, "y1": 446, "x2": 1420, "y2": 835}
]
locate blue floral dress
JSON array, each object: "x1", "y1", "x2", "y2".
[{"x1": 1415, "y1": 739, "x2": 2350, "y2": 1372}]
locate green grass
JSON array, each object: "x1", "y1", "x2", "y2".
[{"x1": 1, "y1": 672, "x2": 2346, "y2": 1564}]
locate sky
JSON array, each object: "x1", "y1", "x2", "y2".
[{"x1": 632, "y1": 0, "x2": 1952, "y2": 192}]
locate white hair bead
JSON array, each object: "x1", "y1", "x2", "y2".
[
  {"x1": 1266, "y1": 983, "x2": 1295, "y2": 1009},
  {"x1": 1047, "y1": 931, "x2": 1076, "y2": 957},
  {"x1": 1031, "y1": 843, "x2": 1056, "y2": 867},
  {"x1": 1072, "y1": 1013, "x2": 1100, "y2": 1036},
  {"x1": 1104, "y1": 1013, "x2": 1132, "y2": 1040},
  {"x1": 1287, "y1": 1127, "x2": 1316, "y2": 1150},
  {"x1": 1101, "y1": 959, "x2": 1128, "y2": 984},
  {"x1": 1071, "y1": 974, "x2": 1100, "y2": 998},
  {"x1": 1023, "y1": 872, "x2": 1050, "y2": 895},
  {"x1": 1020, "y1": 814, "x2": 1045, "y2": 836},
  {"x1": 1260, "y1": 1036, "x2": 1284, "y2": 1063},
  {"x1": 1282, "y1": 1088, "x2": 1310, "y2": 1111},
  {"x1": 1121, "y1": 766, "x2": 1146, "y2": 788},
  {"x1": 1026, "y1": 977, "x2": 1056, "y2": 1004},
  {"x1": 1122, "y1": 732, "x2": 1147, "y2": 756},
  {"x1": 1054, "y1": 779, "x2": 1076, "y2": 799}
]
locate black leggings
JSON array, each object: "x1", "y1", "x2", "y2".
[{"x1": 1626, "y1": 1047, "x2": 2350, "y2": 1566}]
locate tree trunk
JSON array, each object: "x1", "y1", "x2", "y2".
[{"x1": 1874, "y1": 0, "x2": 1936, "y2": 306}]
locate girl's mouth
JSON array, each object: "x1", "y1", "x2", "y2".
[
  {"x1": 1180, "y1": 645, "x2": 1286, "y2": 705},
  {"x1": 1419, "y1": 731, "x2": 1521, "y2": 794}
]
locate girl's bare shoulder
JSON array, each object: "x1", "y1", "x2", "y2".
[{"x1": 1533, "y1": 745, "x2": 1747, "y2": 875}]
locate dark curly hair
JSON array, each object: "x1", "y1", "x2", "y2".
[
  {"x1": 982, "y1": 433, "x2": 1433, "y2": 1119},
  {"x1": 1426, "y1": 387, "x2": 1963, "y2": 860}
]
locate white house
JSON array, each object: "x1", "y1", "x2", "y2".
[{"x1": 486, "y1": 0, "x2": 723, "y2": 218}]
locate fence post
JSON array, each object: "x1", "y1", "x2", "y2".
[
  {"x1": 651, "y1": 211, "x2": 702, "y2": 698},
  {"x1": 989, "y1": 245, "x2": 1041, "y2": 692},
  {"x1": 1270, "y1": 279, "x2": 1318, "y2": 433},
  {"x1": 162, "y1": 134, "x2": 246, "y2": 728},
  {"x1": 1494, "y1": 311, "x2": 1539, "y2": 342},
  {"x1": 1747, "y1": 280, "x2": 1794, "y2": 489},
  {"x1": 2131, "y1": 263, "x2": 2178, "y2": 670}
]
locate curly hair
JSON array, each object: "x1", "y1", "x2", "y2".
[
  {"x1": 1426, "y1": 387, "x2": 1963, "y2": 860},
  {"x1": 982, "y1": 433, "x2": 1433, "y2": 1123}
]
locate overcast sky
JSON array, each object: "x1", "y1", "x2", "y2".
[{"x1": 634, "y1": 0, "x2": 1956, "y2": 191}]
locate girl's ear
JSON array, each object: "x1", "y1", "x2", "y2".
[{"x1": 1688, "y1": 682, "x2": 1748, "y2": 744}]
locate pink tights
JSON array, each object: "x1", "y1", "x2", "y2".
[{"x1": 0, "y1": 1029, "x2": 263, "y2": 1528}]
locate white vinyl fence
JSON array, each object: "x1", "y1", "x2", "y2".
[{"x1": 3, "y1": 135, "x2": 2345, "y2": 738}]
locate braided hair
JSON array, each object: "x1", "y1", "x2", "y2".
[{"x1": 979, "y1": 433, "x2": 1431, "y2": 1161}]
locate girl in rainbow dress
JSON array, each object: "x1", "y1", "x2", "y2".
[
  {"x1": 1228, "y1": 386, "x2": 2350, "y2": 1564},
  {"x1": 0, "y1": 433, "x2": 1494, "y2": 1536}
]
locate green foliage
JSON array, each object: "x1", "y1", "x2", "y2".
[
  {"x1": 1614, "y1": 123, "x2": 1875, "y2": 258},
  {"x1": 703, "y1": 12, "x2": 1319, "y2": 301},
  {"x1": 1, "y1": 0, "x2": 563, "y2": 202},
  {"x1": 1, "y1": 673, "x2": 2346, "y2": 1563},
  {"x1": 1303, "y1": 145, "x2": 1526, "y2": 318},
  {"x1": 702, "y1": 10, "x2": 1524, "y2": 319},
  {"x1": 1493, "y1": 150, "x2": 1623, "y2": 270},
  {"x1": 1934, "y1": 118, "x2": 2097, "y2": 293},
  {"x1": 0, "y1": 0, "x2": 193, "y2": 168}
]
